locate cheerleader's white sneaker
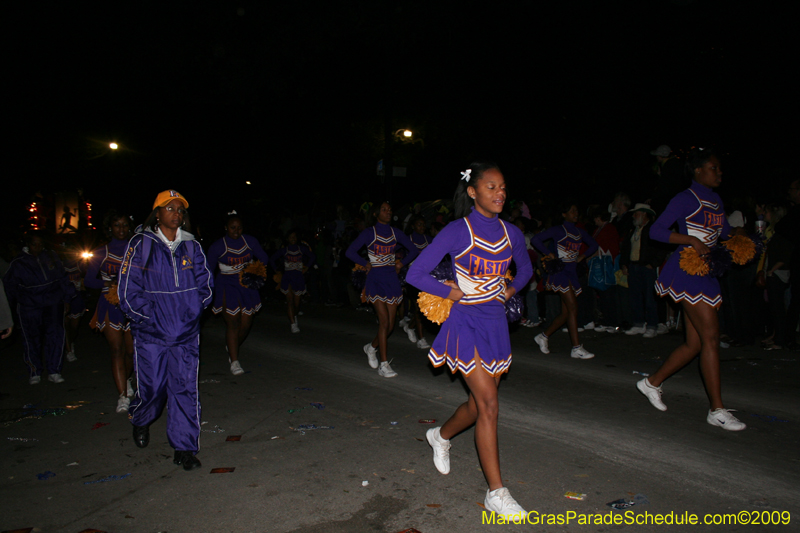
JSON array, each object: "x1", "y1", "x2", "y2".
[
  {"x1": 416, "y1": 338, "x2": 431, "y2": 350},
  {"x1": 637, "y1": 378, "x2": 666, "y2": 411},
  {"x1": 378, "y1": 361, "x2": 397, "y2": 378},
  {"x1": 534, "y1": 333, "x2": 550, "y2": 354},
  {"x1": 230, "y1": 360, "x2": 245, "y2": 376},
  {"x1": 364, "y1": 343, "x2": 379, "y2": 369},
  {"x1": 707, "y1": 408, "x2": 746, "y2": 431},
  {"x1": 116, "y1": 394, "x2": 130, "y2": 413},
  {"x1": 484, "y1": 488, "x2": 527, "y2": 522},
  {"x1": 127, "y1": 377, "x2": 135, "y2": 397},
  {"x1": 570, "y1": 345, "x2": 595, "y2": 359},
  {"x1": 426, "y1": 427, "x2": 450, "y2": 474},
  {"x1": 403, "y1": 324, "x2": 418, "y2": 343},
  {"x1": 291, "y1": 323, "x2": 300, "y2": 333}
]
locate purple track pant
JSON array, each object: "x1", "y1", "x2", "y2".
[
  {"x1": 18, "y1": 304, "x2": 65, "y2": 377},
  {"x1": 129, "y1": 336, "x2": 201, "y2": 453}
]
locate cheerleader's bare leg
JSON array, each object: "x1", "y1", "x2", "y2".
[
  {"x1": 223, "y1": 296, "x2": 243, "y2": 363},
  {"x1": 440, "y1": 351, "x2": 503, "y2": 490},
  {"x1": 647, "y1": 301, "x2": 723, "y2": 409},
  {"x1": 543, "y1": 287, "x2": 579, "y2": 346},
  {"x1": 104, "y1": 322, "x2": 133, "y2": 396},
  {"x1": 370, "y1": 300, "x2": 397, "y2": 362},
  {"x1": 286, "y1": 287, "x2": 297, "y2": 325}
]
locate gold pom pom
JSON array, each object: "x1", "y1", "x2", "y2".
[
  {"x1": 244, "y1": 260, "x2": 267, "y2": 278},
  {"x1": 679, "y1": 247, "x2": 709, "y2": 276},
  {"x1": 418, "y1": 291, "x2": 454, "y2": 325},
  {"x1": 104, "y1": 284, "x2": 120, "y2": 306},
  {"x1": 723, "y1": 235, "x2": 756, "y2": 265},
  {"x1": 237, "y1": 260, "x2": 267, "y2": 287},
  {"x1": 352, "y1": 264, "x2": 368, "y2": 272}
]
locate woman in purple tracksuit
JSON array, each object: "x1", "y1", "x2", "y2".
[
  {"x1": 346, "y1": 201, "x2": 418, "y2": 378},
  {"x1": 207, "y1": 212, "x2": 271, "y2": 375},
  {"x1": 85, "y1": 210, "x2": 135, "y2": 413},
  {"x1": 407, "y1": 162, "x2": 533, "y2": 520},
  {"x1": 636, "y1": 148, "x2": 746, "y2": 431},
  {"x1": 3, "y1": 231, "x2": 75, "y2": 384},
  {"x1": 118, "y1": 190, "x2": 213, "y2": 471},
  {"x1": 530, "y1": 202, "x2": 598, "y2": 359},
  {"x1": 269, "y1": 230, "x2": 316, "y2": 334}
]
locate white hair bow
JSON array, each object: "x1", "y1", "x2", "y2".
[{"x1": 460, "y1": 169, "x2": 472, "y2": 183}]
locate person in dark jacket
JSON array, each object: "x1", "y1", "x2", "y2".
[
  {"x1": 620, "y1": 204, "x2": 664, "y2": 338},
  {"x1": 118, "y1": 190, "x2": 213, "y2": 471},
  {"x1": 3, "y1": 231, "x2": 75, "y2": 384}
]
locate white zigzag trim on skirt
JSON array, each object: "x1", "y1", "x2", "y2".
[{"x1": 655, "y1": 282, "x2": 721, "y2": 308}]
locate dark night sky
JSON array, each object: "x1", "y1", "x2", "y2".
[{"x1": 7, "y1": 0, "x2": 794, "y2": 233}]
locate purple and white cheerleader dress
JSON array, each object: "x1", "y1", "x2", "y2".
[
  {"x1": 346, "y1": 223, "x2": 418, "y2": 304},
  {"x1": 207, "y1": 235, "x2": 270, "y2": 315},
  {"x1": 651, "y1": 180, "x2": 732, "y2": 309},
  {"x1": 531, "y1": 222, "x2": 597, "y2": 296},
  {"x1": 407, "y1": 208, "x2": 533, "y2": 376},
  {"x1": 85, "y1": 239, "x2": 130, "y2": 331},
  {"x1": 269, "y1": 243, "x2": 316, "y2": 295}
]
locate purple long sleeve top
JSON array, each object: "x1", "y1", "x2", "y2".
[
  {"x1": 530, "y1": 221, "x2": 598, "y2": 262},
  {"x1": 406, "y1": 208, "x2": 533, "y2": 307},
  {"x1": 84, "y1": 238, "x2": 128, "y2": 292},
  {"x1": 345, "y1": 222, "x2": 419, "y2": 268},
  {"x1": 650, "y1": 180, "x2": 732, "y2": 246}
]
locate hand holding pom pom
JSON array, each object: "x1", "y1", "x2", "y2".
[
  {"x1": 104, "y1": 283, "x2": 120, "y2": 306},
  {"x1": 239, "y1": 260, "x2": 267, "y2": 290},
  {"x1": 418, "y1": 291, "x2": 454, "y2": 325},
  {"x1": 542, "y1": 256, "x2": 564, "y2": 275},
  {"x1": 723, "y1": 235, "x2": 757, "y2": 265},
  {"x1": 679, "y1": 247, "x2": 709, "y2": 276}
]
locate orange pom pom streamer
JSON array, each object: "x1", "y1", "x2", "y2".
[
  {"x1": 418, "y1": 290, "x2": 454, "y2": 325},
  {"x1": 104, "y1": 284, "x2": 120, "y2": 306},
  {"x1": 244, "y1": 260, "x2": 267, "y2": 277},
  {"x1": 723, "y1": 235, "x2": 756, "y2": 265},
  {"x1": 352, "y1": 264, "x2": 368, "y2": 272},
  {"x1": 679, "y1": 247, "x2": 709, "y2": 276}
]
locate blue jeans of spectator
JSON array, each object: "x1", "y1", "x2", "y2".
[
  {"x1": 595, "y1": 285, "x2": 617, "y2": 327},
  {"x1": 767, "y1": 274, "x2": 789, "y2": 347},
  {"x1": 628, "y1": 264, "x2": 658, "y2": 329}
]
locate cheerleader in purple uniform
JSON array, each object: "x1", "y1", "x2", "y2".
[
  {"x1": 207, "y1": 213, "x2": 270, "y2": 376},
  {"x1": 636, "y1": 148, "x2": 746, "y2": 431},
  {"x1": 530, "y1": 203, "x2": 598, "y2": 359},
  {"x1": 399, "y1": 215, "x2": 432, "y2": 349},
  {"x1": 85, "y1": 211, "x2": 135, "y2": 412},
  {"x1": 345, "y1": 201, "x2": 419, "y2": 378},
  {"x1": 407, "y1": 162, "x2": 533, "y2": 520},
  {"x1": 269, "y1": 230, "x2": 316, "y2": 333}
]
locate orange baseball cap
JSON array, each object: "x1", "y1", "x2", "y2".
[{"x1": 152, "y1": 190, "x2": 189, "y2": 210}]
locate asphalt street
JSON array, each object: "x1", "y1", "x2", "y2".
[{"x1": 1, "y1": 301, "x2": 798, "y2": 533}]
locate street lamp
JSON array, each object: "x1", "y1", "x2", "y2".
[{"x1": 109, "y1": 142, "x2": 119, "y2": 150}]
